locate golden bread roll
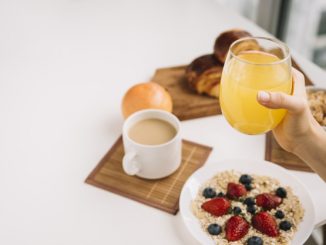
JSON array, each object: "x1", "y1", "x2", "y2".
[
  {"x1": 214, "y1": 29, "x2": 260, "y2": 63},
  {"x1": 121, "y1": 82, "x2": 173, "y2": 119},
  {"x1": 185, "y1": 54, "x2": 223, "y2": 98}
]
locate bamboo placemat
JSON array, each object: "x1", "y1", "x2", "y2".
[{"x1": 85, "y1": 136, "x2": 213, "y2": 214}]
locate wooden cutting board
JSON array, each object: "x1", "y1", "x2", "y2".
[
  {"x1": 265, "y1": 132, "x2": 313, "y2": 172},
  {"x1": 152, "y1": 59, "x2": 312, "y2": 121},
  {"x1": 152, "y1": 66, "x2": 221, "y2": 121}
]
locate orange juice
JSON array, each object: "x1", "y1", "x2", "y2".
[{"x1": 220, "y1": 51, "x2": 292, "y2": 134}]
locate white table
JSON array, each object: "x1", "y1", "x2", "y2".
[{"x1": 1, "y1": 0, "x2": 326, "y2": 244}]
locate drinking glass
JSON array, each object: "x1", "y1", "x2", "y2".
[{"x1": 220, "y1": 37, "x2": 292, "y2": 135}]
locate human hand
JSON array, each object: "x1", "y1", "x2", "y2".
[{"x1": 257, "y1": 68, "x2": 320, "y2": 153}]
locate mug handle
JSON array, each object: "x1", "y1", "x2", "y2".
[{"x1": 122, "y1": 152, "x2": 140, "y2": 175}]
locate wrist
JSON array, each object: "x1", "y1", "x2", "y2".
[{"x1": 292, "y1": 121, "x2": 324, "y2": 157}]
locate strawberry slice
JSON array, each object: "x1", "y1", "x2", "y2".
[
  {"x1": 225, "y1": 216, "x2": 250, "y2": 241},
  {"x1": 201, "y1": 197, "x2": 231, "y2": 217},
  {"x1": 227, "y1": 182, "x2": 247, "y2": 199},
  {"x1": 256, "y1": 193, "x2": 282, "y2": 210},
  {"x1": 252, "y1": 211, "x2": 279, "y2": 237}
]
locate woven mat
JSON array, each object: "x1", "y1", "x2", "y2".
[{"x1": 85, "y1": 136, "x2": 212, "y2": 214}]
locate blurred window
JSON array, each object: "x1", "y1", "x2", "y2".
[{"x1": 215, "y1": 0, "x2": 326, "y2": 70}]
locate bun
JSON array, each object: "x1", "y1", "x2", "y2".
[
  {"x1": 185, "y1": 54, "x2": 223, "y2": 98},
  {"x1": 121, "y1": 82, "x2": 173, "y2": 118},
  {"x1": 214, "y1": 29, "x2": 259, "y2": 63}
]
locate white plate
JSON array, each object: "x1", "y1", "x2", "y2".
[{"x1": 179, "y1": 158, "x2": 315, "y2": 245}]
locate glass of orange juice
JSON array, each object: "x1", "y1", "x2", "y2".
[{"x1": 220, "y1": 37, "x2": 292, "y2": 135}]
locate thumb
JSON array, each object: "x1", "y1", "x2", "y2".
[{"x1": 257, "y1": 91, "x2": 304, "y2": 114}]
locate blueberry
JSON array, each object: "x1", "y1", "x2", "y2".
[
  {"x1": 247, "y1": 205, "x2": 256, "y2": 214},
  {"x1": 207, "y1": 223, "x2": 222, "y2": 235},
  {"x1": 275, "y1": 210, "x2": 285, "y2": 219},
  {"x1": 245, "y1": 183, "x2": 253, "y2": 191},
  {"x1": 233, "y1": 206, "x2": 242, "y2": 215},
  {"x1": 202, "y1": 187, "x2": 216, "y2": 198},
  {"x1": 244, "y1": 197, "x2": 255, "y2": 206},
  {"x1": 217, "y1": 192, "x2": 225, "y2": 197},
  {"x1": 247, "y1": 236, "x2": 263, "y2": 245},
  {"x1": 239, "y1": 174, "x2": 253, "y2": 185},
  {"x1": 276, "y1": 187, "x2": 287, "y2": 198},
  {"x1": 279, "y1": 221, "x2": 292, "y2": 231}
]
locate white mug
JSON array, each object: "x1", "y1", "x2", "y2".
[{"x1": 122, "y1": 109, "x2": 182, "y2": 179}]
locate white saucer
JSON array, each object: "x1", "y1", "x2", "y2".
[{"x1": 179, "y1": 158, "x2": 315, "y2": 244}]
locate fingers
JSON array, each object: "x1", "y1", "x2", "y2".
[
  {"x1": 256, "y1": 67, "x2": 307, "y2": 113},
  {"x1": 292, "y1": 68, "x2": 306, "y2": 97},
  {"x1": 257, "y1": 91, "x2": 305, "y2": 113}
]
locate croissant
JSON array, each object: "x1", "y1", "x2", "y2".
[
  {"x1": 185, "y1": 54, "x2": 223, "y2": 98},
  {"x1": 185, "y1": 29, "x2": 261, "y2": 98}
]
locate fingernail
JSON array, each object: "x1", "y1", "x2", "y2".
[{"x1": 258, "y1": 91, "x2": 270, "y2": 103}]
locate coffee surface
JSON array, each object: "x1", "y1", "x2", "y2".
[{"x1": 128, "y1": 119, "x2": 176, "y2": 145}]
